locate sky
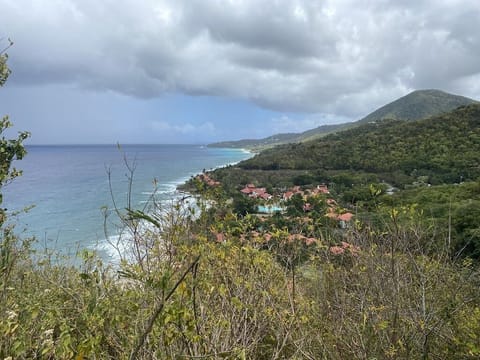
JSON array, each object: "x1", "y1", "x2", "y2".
[{"x1": 1, "y1": 0, "x2": 480, "y2": 144}]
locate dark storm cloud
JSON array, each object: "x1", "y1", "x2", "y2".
[
  {"x1": 183, "y1": 1, "x2": 334, "y2": 58},
  {"x1": 1, "y1": 0, "x2": 480, "y2": 120}
]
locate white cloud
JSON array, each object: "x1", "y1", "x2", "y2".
[
  {"x1": 1, "y1": 0, "x2": 480, "y2": 119},
  {"x1": 151, "y1": 120, "x2": 215, "y2": 135}
]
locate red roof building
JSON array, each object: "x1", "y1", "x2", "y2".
[
  {"x1": 283, "y1": 191, "x2": 294, "y2": 201},
  {"x1": 337, "y1": 213, "x2": 354, "y2": 222},
  {"x1": 240, "y1": 185, "x2": 272, "y2": 199},
  {"x1": 241, "y1": 187, "x2": 254, "y2": 194}
]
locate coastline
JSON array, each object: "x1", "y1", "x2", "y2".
[
  {"x1": 176, "y1": 147, "x2": 253, "y2": 192},
  {"x1": 5, "y1": 144, "x2": 252, "y2": 260},
  {"x1": 97, "y1": 147, "x2": 253, "y2": 261}
]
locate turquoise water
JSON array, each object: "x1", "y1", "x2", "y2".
[
  {"x1": 3, "y1": 144, "x2": 251, "y2": 256},
  {"x1": 257, "y1": 205, "x2": 285, "y2": 213}
]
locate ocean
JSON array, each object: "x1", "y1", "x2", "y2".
[{"x1": 3, "y1": 144, "x2": 251, "y2": 258}]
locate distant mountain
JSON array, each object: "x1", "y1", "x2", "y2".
[
  {"x1": 208, "y1": 89, "x2": 478, "y2": 150},
  {"x1": 358, "y1": 89, "x2": 479, "y2": 124},
  {"x1": 208, "y1": 133, "x2": 299, "y2": 149},
  {"x1": 208, "y1": 123, "x2": 349, "y2": 150}
]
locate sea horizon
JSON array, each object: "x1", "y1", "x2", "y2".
[{"x1": 4, "y1": 144, "x2": 252, "y2": 259}]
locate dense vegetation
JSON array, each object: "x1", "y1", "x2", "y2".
[
  {"x1": 358, "y1": 89, "x2": 478, "y2": 124},
  {"x1": 208, "y1": 123, "x2": 348, "y2": 150},
  {"x1": 210, "y1": 101, "x2": 480, "y2": 260},
  {"x1": 208, "y1": 89, "x2": 478, "y2": 150},
  {"x1": 381, "y1": 181, "x2": 480, "y2": 259},
  {"x1": 208, "y1": 132, "x2": 299, "y2": 149},
  {"x1": 2, "y1": 51, "x2": 480, "y2": 358},
  {"x1": 241, "y1": 104, "x2": 480, "y2": 187},
  {"x1": 4, "y1": 195, "x2": 480, "y2": 359}
]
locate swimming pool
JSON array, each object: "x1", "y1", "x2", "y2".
[{"x1": 257, "y1": 205, "x2": 285, "y2": 213}]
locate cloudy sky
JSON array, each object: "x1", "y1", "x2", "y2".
[{"x1": 1, "y1": 0, "x2": 480, "y2": 144}]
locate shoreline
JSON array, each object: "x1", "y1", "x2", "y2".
[
  {"x1": 175, "y1": 147, "x2": 253, "y2": 192},
  {"x1": 96, "y1": 147, "x2": 253, "y2": 262},
  {"x1": 8, "y1": 145, "x2": 252, "y2": 262}
]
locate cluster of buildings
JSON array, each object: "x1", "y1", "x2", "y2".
[
  {"x1": 196, "y1": 173, "x2": 220, "y2": 187},
  {"x1": 239, "y1": 183, "x2": 330, "y2": 202},
  {"x1": 240, "y1": 182, "x2": 354, "y2": 226},
  {"x1": 240, "y1": 184, "x2": 273, "y2": 200},
  {"x1": 197, "y1": 173, "x2": 354, "y2": 227},
  {"x1": 197, "y1": 172, "x2": 359, "y2": 254},
  {"x1": 282, "y1": 184, "x2": 330, "y2": 201}
]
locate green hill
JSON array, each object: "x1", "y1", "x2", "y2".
[
  {"x1": 239, "y1": 103, "x2": 480, "y2": 187},
  {"x1": 208, "y1": 90, "x2": 478, "y2": 150},
  {"x1": 207, "y1": 132, "x2": 299, "y2": 149},
  {"x1": 208, "y1": 123, "x2": 348, "y2": 150},
  {"x1": 358, "y1": 89, "x2": 479, "y2": 124}
]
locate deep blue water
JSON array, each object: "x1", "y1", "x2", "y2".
[{"x1": 3, "y1": 144, "x2": 251, "y2": 256}]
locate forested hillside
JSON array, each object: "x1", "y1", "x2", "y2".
[
  {"x1": 358, "y1": 89, "x2": 479, "y2": 123},
  {"x1": 241, "y1": 104, "x2": 480, "y2": 187},
  {"x1": 208, "y1": 123, "x2": 347, "y2": 150},
  {"x1": 208, "y1": 89, "x2": 478, "y2": 150},
  {"x1": 207, "y1": 132, "x2": 299, "y2": 149}
]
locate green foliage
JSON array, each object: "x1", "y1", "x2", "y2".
[
  {"x1": 0, "y1": 48, "x2": 30, "y2": 227},
  {"x1": 380, "y1": 181, "x2": 480, "y2": 258},
  {"x1": 292, "y1": 173, "x2": 316, "y2": 186},
  {"x1": 240, "y1": 104, "x2": 480, "y2": 188},
  {"x1": 0, "y1": 117, "x2": 30, "y2": 187},
  {"x1": 208, "y1": 123, "x2": 349, "y2": 151},
  {"x1": 0, "y1": 39, "x2": 15, "y2": 86},
  {"x1": 301, "y1": 235, "x2": 480, "y2": 359},
  {"x1": 231, "y1": 193, "x2": 257, "y2": 216},
  {"x1": 452, "y1": 200, "x2": 480, "y2": 258},
  {"x1": 0, "y1": 187, "x2": 479, "y2": 358},
  {"x1": 359, "y1": 89, "x2": 478, "y2": 124},
  {"x1": 209, "y1": 89, "x2": 477, "y2": 151},
  {"x1": 1, "y1": 43, "x2": 30, "y2": 298},
  {"x1": 0, "y1": 52, "x2": 11, "y2": 87}
]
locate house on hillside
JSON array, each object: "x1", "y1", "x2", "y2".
[
  {"x1": 240, "y1": 184, "x2": 272, "y2": 200},
  {"x1": 326, "y1": 207, "x2": 354, "y2": 229},
  {"x1": 283, "y1": 191, "x2": 294, "y2": 201},
  {"x1": 197, "y1": 173, "x2": 221, "y2": 186},
  {"x1": 282, "y1": 186, "x2": 304, "y2": 201},
  {"x1": 311, "y1": 184, "x2": 330, "y2": 195}
]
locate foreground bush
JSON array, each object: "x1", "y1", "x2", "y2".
[{"x1": 1, "y1": 205, "x2": 479, "y2": 359}]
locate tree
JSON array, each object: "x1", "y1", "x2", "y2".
[
  {"x1": 0, "y1": 53, "x2": 11, "y2": 87},
  {"x1": 0, "y1": 40, "x2": 30, "y2": 226},
  {"x1": 0, "y1": 39, "x2": 14, "y2": 87},
  {"x1": 1, "y1": 40, "x2": 30, "y2": 297}
]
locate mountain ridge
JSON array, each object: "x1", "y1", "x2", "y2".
[
  {"x1": 358, "y1": 89, "x2": 479, "y2": 124},
  {"x1": 237, "y1": 103, "x2": 480, "y2": 186},
  {"x1": 208, "y1": 89, "x2": 478, "y2": 150}
]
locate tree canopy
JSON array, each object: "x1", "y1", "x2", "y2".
[
  {"x1": 0, "y1": 43, "x2": 30, "y2": 226},
  {"x1": 240, "y1": 104, "x2": 480, "y2": 187}
]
